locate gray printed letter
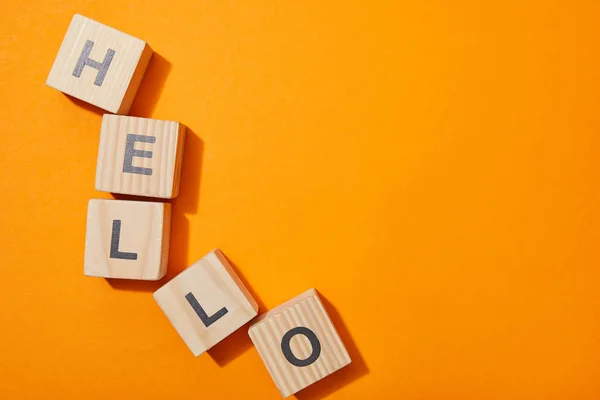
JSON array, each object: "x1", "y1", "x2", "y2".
[
  {"x1": 123, "y1": 134, "x2": 156, "y2": 176},
  {"x1": 72, "y1": 40, "x2": 116, "y2": 86},
  {"x1": 110, "y1": 220, "x2": 138, "y2": 260},
  {"x1": 185, "y1": 292, "x2": 229, "y2": 327},
  {"x1": 281, "y1": 327, "x2": 321, "y2": 367}
]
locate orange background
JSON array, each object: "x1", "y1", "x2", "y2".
[{"x1": 1, "y1": 1, "x2": 600, "y2": 399}]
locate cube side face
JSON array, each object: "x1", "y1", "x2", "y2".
[
  {"x1": 249, "y1": 291, "x2": 351, "y2": 398},
  {"x1": 209, "y1": 249, "x2": 259, "y2": 313},
  {"x1": 83, "y1": 199, "x2": 169, "y2": 280},
  {"x1": 153, "y1": 250, "x2": 259, "y2": 356},
  {"x1": 169, "y1": 123, "x2": 187, "y2": 198},
  {"x1": 117, "y1": 43, "x2": 153, "y2": 114},
  {"x1": 158, "y1": 203, "x2": 172, "y2": 280},
  {"x1": 46, "y1": 14, "x2": 149, "y2": 114},
  {"x1": 95, "y1": 115, "x2": 185, "y2": 198}
]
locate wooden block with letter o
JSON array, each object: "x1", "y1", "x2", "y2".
[
  {"x1": 46, "y1": 14, "x2": 153, "y2": 114},
  {"x1": 248, "y1": 289, "x2": 351, "y2": 398},
  {"x1": 84, "y1": 199, "x2": 171, "y2": 280},
  {"x1": 153, "y1": 249, "x2": 259, "y2": 356},
  {"x1": 95, "y1": 114, "x2": 186, "y2": 199}
]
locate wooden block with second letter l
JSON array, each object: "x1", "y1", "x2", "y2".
[
  {"x1": 84, "y1": 199, "x2": 171, "y2": 280},
  {"x1": 46, "y1": 14, "x2": 153, "y2": 114},
  {"x1": 248, "y1": 289, "x2": 351, "y2": 398},
  {"x1": 95, "y1": 115, "x2": 186, "y2": 199},
  {"x1": 153, "y1": 249, "x2": 259, "y2": 356}
]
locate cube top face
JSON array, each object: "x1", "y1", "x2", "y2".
[
  {"x1": 249, "y1": 289, "x2": 351, "y2": 398},
  {"x1": 95, "y1": 115, "x2": 186, "y2": 199},
  {"x1": 84, "y1": 199, "x2": 171, "y2": 280},
  {"x1": 46, "y1": 14, "x2": 153, "y2": 114},
  {"x1": 153, "y1": 249, "x2": 259, "y2": 356}
]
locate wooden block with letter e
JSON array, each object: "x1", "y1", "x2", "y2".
[
  {"x1": 248, "y1": 289, "x2": 351, "y2": 398},
  {"x1": 153, "y1": 249, "x2": 259, "y2": 356},
  {"x1": 84, "y1": 199, "x2": 171, "y2": 280},
  {"x1": 95, "y1": 114, "x2": 186, "y2": 199},
  {"x1": 46, "y1": 14, "x2": 153, "y2": 114}
]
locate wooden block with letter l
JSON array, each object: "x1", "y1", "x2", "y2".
[
  {"x1": 153, "y1": 249, "x2": 259, "y2": 356},
  {"x1": 95, "y1": 114, "x2": 186, "y2": 199},
  {"x1": 84, "y1": 199, "x2": 171, "y2": 280},
  {"x1": 46, "y1": 14, "x2": 153, "y2": 114},
  {"x1": 248, "y1": 289, "x2": 351, "y2": 398}
]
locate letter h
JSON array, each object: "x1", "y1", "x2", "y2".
[{"x1": 72, "y1": 40, "x2": 116, "y2": 86}]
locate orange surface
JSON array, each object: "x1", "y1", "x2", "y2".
[{"x1": 1, "y1": 1, "x2": 600, "y2": 399}]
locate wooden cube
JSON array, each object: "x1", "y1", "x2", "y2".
[
  {"x1": 46, "y1": 14, "x2": 153, "y2": 114},
  {"x1": 153, "y1": 249, "x2": 259, "y2": 356},
  {"x1": 84, "y1": 199, "x2": 170, "y2": 280},
  {"x1": 248, "y1": 289, "x2": 351, "y2": 398},
  {"x1": 95, "y1": 115, "x2": 186, "y2": 199}
]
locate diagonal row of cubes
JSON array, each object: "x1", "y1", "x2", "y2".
[{"x1": 46, "y1": 14, "x2": 351, "y2": 398}]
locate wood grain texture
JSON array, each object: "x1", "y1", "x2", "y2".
[
  {"x1": 84, "y1": 199, "x2": 171, "y2": 280},
  {"x1": 248, "y1": 289, "x2": 351, "y2": 398},
  {"x1": 95, "y1": 114, "x2": 186, "y2": 198},
  {"x1": 46, "y1": 14, "x2": 152, "y2": 114},
  {"x1": 153, "y1": 249, "x2": 259, "y2": 356}
]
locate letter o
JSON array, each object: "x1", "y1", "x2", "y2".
[{"x1": 280, "y1": 327, "x2": 321, "y2": 367}]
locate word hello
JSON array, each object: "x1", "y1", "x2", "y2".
[{"x1": 46, "y1": 14, "x2": 351, "y2": 398}]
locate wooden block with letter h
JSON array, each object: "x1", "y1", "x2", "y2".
[
  {"x1": 248, "y1": 289, "x2": 351, "y2": 398},
  {"x1": 153, "y1": 249, "x2": 259, "y2": 356},
  {"x1": 46, "y1": 14, "x2": 153, "y2": 114},
  {"x1": 95, "y1": 115, "x2": 186, "y2": 199},
  {"x1": 84, "y1": 199, "x2": 171, "y2": 280}
]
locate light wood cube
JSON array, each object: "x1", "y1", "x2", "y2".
[
  {"x1": 84, "y1": 199, "x2": 171, "y2": 280},
  {"x1": 95, "y1": 115, "x2": 186, "y2": 199},
  {"x1": 248, "y1": 289, "x2": 351, "y2": 398},
  {"x1": 46, "y1": 14, "x2": 153, "y2": 114},
  {"x1": 153, "y1": 249, "x2": 259, "y2": 356}
]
